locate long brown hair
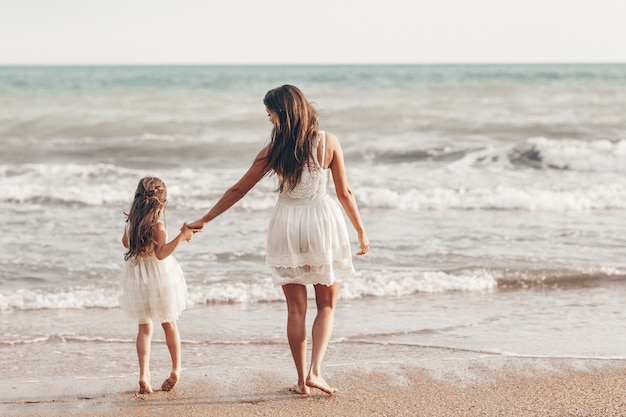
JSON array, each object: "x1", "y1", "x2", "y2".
[
  {"x1": 263, "y1": 85, "x2": 319, "y2": 192},
  {"x1": 124, "y1": 177, "x2": 167, "y2": 261}
]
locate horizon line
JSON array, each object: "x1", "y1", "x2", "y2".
[{"x1": 1, "y1": 61, "x2": 625, "y2": 68}]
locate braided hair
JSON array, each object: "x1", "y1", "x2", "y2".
[{"x1": 124, "y1": 177, "x2": 167, "y2": 261}]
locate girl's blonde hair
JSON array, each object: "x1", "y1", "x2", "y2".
[
  {"x1": 124, "y1": 177, "x2": 167, "y2": 261},
  {"x1": 263, "y1": 85, "x2": 319, "y2": 192}
]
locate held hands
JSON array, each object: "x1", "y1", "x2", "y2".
[
  {"x1": 180, "y1": 222, "x2": 199, "y2": 243},
  {"x1": 186, "y1": 218, "x2": 207, "y2": 231}
]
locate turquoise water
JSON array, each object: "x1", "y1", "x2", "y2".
[{"x1": 2, "y1": 64, "x2": 626, "y2": 95}]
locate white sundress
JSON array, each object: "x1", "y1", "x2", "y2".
[
  {"x1": 119, "y1": 224, "x2": 188, "y2": 324},
  {"x1": 266, "y1": 131, "x2": 355, "y2": 286}
]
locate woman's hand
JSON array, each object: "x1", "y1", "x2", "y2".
[
  {"x1": 356, "y1": 232, "x2": 370, "y2": 255},
  {"x1": 186, "y1": 218, "x2": 206, "y2": 231}
]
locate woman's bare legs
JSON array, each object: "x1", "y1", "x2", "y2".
[
  {"x1": 282, "y1": 284, "x2": 311, "y2": 395},
  {"x1": 160, "y1": 321, "x2": 181, "y2": 391},
  {"x1": 307, "y1": 282, "x2": 340, "y2": 394},
  {"x1": 137, "y1": 322, "x2": 154, "y2": 394}
]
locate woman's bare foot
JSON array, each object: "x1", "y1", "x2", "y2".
[
  {"x1": 139, "y1": 379, "x2": 153, "y2": 394},
  {"x1": 161, "y1": 371, "x2": 179, "y2": 392},
  {"x1": 306, "y1": 375, "x2": 337, "y2": 395},
  {"x1": 288, "y1": 383, "x2": 311, "y2": 395}
]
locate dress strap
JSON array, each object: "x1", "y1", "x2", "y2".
[{"x1": 320, "y1": 131, "x2": 327, "y2": 169}]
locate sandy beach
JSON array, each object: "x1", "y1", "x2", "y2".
[
  {"x1": 2, "y1": 293, "x2": 626, "y2": 417},
  {"x1": 3, "y1": 352, "x2": 624, "y2": 417}
]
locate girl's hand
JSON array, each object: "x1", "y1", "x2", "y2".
[{"x1": 180, "y1": 222, "x2": 197, "y2": 242}]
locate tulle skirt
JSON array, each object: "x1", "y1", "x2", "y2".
[
  {"x1": 266, "y1": 195, "x2": 355, "y2": 286},
  {"x1": 119, "y1": 254, "x2": 187, "y2": 323}
]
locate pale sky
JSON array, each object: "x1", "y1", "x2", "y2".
[{"x1": 1, "y1": 0, "x2": 625, "y2": 65}]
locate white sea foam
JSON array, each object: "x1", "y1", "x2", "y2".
[
  {"x1": 0, "y1": 286, "x2": 120, "y2": 311},
  {"x1": 2, "y1": 153, "x2": 625, "y2": 212},
  {"x1": 525, "y1": 137, "x2": 626, "y2": 172},
  {"x1": 358, "y1": 183, "x2": 626, "y2": 211},
  {"x1": 342, "y1": 270, "x2": 498, "y2": 298},
  {"x1": 0, "y1": 270, "x2": 501, "y2": 311}
]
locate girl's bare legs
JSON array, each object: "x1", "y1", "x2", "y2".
[
  {"x1": 137, "y1": 322, "x2": 154, "y2": 394},
  {"x1": 161, "y1": 321, "x2": 181, "y2": 391},
  {"x1": 282, "y1": 284, "x2": 311, "y2": 395},
  {"x1": 307, "y1": 282, "x2": 340, "y2": 394}
]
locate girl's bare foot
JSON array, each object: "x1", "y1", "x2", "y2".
[
  {"x1": 306, "y1": 375, "x2": 337, "y2": 395},
  {"x1": 139, "y1": 379, "x2": 153, "y2": 394},
  {"x1": 288, "y1": 383, "x2": 311, "y2": 395},
  {"x1": 161, "y1": 371, "x2": 179, "y2": 392}
]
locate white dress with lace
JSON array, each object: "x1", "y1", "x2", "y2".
[
  {"x1": 119, "y1": 224, "x2": 188, "y2": 324},
  {"x1": 266, "y1": 131, "x2": 355, "y2": 286}
]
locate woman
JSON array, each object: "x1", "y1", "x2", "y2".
[{"x1": 189, "y1": 85, "x2": 369, "y2": 395}]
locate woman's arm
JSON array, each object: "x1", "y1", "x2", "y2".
[
  {"x1": 188, "y1": 146, "x2": 270, "y2": 230},
  {"x1": 327, "y1": 132, "x2": 370, "y2": 255}
]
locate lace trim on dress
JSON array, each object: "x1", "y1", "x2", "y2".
[
  {"x1": 270, "y1": 262, "x2": 355, "y2": 286},
  {"x1": 285, "y1": 132, "x2": 326, "y2": 199}
]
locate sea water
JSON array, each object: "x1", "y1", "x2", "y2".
[{"x1": 1, "y1": 65, "x2": 625, "y2": 391}]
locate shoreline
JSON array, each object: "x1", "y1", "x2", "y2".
[
  {"x1": 2, "y1": 295, "x2": 626, "y2": 416},
  {"x1": 3, "y1": 355, "x2": 624, "y2": 417}
]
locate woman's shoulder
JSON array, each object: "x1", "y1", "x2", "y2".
[
  {"x1": 322, "y1": 131, "x2": 341, "y2": 149},
  {"x1": 321, "y1": 130, "x2": 338, "y2": 141}
]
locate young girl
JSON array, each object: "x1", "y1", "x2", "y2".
[{"x1": 119, "y1": 176, "x2": 195, "y2": 394}]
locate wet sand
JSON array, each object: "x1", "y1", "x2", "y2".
[{"x1": 3, "y1": 355, "x2": 624, "y2": 417}]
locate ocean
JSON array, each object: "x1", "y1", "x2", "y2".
[{"x1": 1, "y1": 64, "x2": 625, "y2": 396}]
